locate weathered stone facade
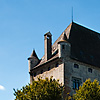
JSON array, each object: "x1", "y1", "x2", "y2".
[{"x1": 28, "y1": 21, "x2": 100, "y2": 96}]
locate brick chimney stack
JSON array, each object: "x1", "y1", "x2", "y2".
[{"x1": 44, "y1": 31, "x2": 52, "y2": 61}]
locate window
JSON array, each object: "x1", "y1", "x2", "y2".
[
  {"x1": 48, "y1": 67, "x2": 50, "y2": 71},
  {"x1": 34, "y1": 72, "x2": 36, "y2": 77},
  {"x1": 72, "y1": 78, "x2": 81, "y2": 89},
  {"x1": 74, "y1": 64, "x2": 79, "y2": 68},
  {"x1": 88, "y1": 68, "x2": 92, "y2": 73},
  {"x1": 62, "y1": 45, "x2": 65, "y2": 49},
  {"x1": 41, "y1": 70, "x2": 43, "y2": 74},
  {"x1": 56, "y1": 63, "x2": 59, "y2": 67},
  {"x1": 31, "y1": 61, "x2": 33, "y2": 64}
]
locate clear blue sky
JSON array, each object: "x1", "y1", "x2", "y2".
[{"x1": 0, "y1": 0, "x2": 100, "y2": 100}]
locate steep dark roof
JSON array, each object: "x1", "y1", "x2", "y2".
[
  {"x1": 32, "y1": 52, "x2": 59, "y2": 70},
  {"x1": 63, "y1": 33, "x2": 67, "y2": 40},
  {"x1": 68, "y1": 22, "x2": 100, "y2": 67},
  {"x1": 31, "y1": 22, "x2": 100, "y2": 70},
  {"x1": 58, "y1": 33, "x2": 69, "y2": 44},
  {"x1": 28, "y1": 50, "x2": 39, "y2": 60}
]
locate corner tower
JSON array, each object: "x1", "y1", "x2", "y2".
[
  {"x1": 28, "y1": 50, "x2": 39, "y2": 83},
  {"x1": 28, "y1": 50, "x2": 39, "y2": 72},
  {"x1": 58, "y1": 33, "x2": 71, "y2": 58}
]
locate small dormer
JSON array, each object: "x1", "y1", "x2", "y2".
[
  {"x1": 28, "y1": 50, "x2": 39, "y2": 72},
  {"x1": 58, "y1": 33, "x2": 71, "y2": 58}
]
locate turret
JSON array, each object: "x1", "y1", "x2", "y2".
[
  {"x1": 44, "y1": 31, "x2": 52, "y2": 61},
  {"x1": 28, "y1": 50, "x2": 39, "y2": 72},
  {"x1": 58, "y1": 33, "x2": 71, "y2": 58}
]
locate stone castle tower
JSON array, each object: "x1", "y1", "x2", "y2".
[{"x1": 28, "y1": 22, "x2": 100, "y2": 96}]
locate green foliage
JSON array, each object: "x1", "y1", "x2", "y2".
[
  {"x1": 73, "y1": 79, "x2": 100, "y2": 100},
  {"x1": 14, "y1": 77, "x2": 63, "y2": 100},
  {"x1": 65, "y1": 93, "x2": 71, "y2": 100}
]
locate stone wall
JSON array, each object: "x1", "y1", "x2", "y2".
[
  {"x1": 64, "y1": 57, "x2": 100, "y2": 95},
  {"x1": 33, "y1": 59, "x2": 64, "y2": 85}
]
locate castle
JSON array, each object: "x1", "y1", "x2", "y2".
[{"x1": 28, "y1": 21, "x2": 100, "y2": 95}]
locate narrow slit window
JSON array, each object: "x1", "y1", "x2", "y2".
[
  {"x1": 62, "y1": 45, "x2": 65, "y2": 49},
  {"x1": 88, "y1": 68, "x2": 92, "y2": 73},
  {"x1": 74, "y1": 64, "x2": 79, "y2": 68}
]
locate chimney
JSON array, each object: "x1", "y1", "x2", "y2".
[{"x1": 44, "y1": 31, "x2": 52, "y2": 61}]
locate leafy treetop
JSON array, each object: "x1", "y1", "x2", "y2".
[
  {"x1": 14, "y1": 77, "x2": 63, "y2": 100},
  {"x1": 73, "y1": 79, "x2": 100, "y2": 100}
]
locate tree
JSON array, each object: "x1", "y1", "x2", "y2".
[
  {"x1": 73, "y1": 79, "x2": 100, "y2": 100},
  {"x1": 13, "y1": 77, "x2": 63, "y2": 100}
]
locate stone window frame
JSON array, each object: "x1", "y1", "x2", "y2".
[
  {"x1": 31, "y1": 60, "x2": 33, "y2": 64},
  {"x1": 88, "y1": 68, "x2": 92, "y2": 73},
  {"x1": 62, "y1": 45, "x2": 65, "y2": 49},
  {"x1": 72, "y1": 77, "x2": 81, "y2": 90},
  {"x1": 74, "y1": 64, "x2": 79, "y2": 69}
]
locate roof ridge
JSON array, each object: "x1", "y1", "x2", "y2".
[{"x1": 72, "y1": 21, "x2": 100, "y2": 35}]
